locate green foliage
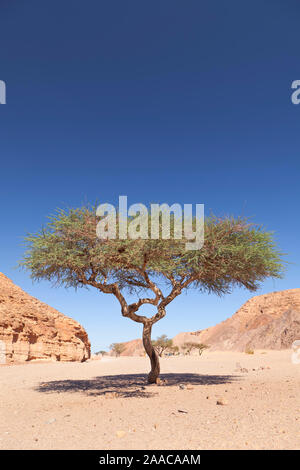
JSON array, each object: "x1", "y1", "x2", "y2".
[
  {"x1": 182, "y1": 342, "x2": 209, "y2": 355},
  {"x1": 109, "y1": 342, "x2": 125, "y2": 357},
  {"x1": 152, "y1": 334, "x2": 173, "y2": 356},
  {"x1": 19, "y1": 205, "x2": 284, "y2": 298}
]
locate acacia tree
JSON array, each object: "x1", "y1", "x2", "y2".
[
  {"x1": 168, "y1": 345, "x2": 179, "y2": 356},
  {"x1": 110, "y1": 342, "x2": 125, "y2": 357},
  {"x1": 152, "y1": 335, "x2": 173, "y2": 357},
  {"x1": 20, "y1": 206, "x2": 283, "y2": 383},
  {"x1": 183, "y1": 342, "x2": 208, "y2": 355}
]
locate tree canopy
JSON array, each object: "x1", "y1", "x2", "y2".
[
  {"x1": 109, "y1": 343, "x2": 125, "y2": 357},
  {"x1": 182, "y1": 342, "x2": 209, "y2": 355},
  {"x1": 20, "y1": 205, "x2": 284, "y2": 382},
  {"x1": 152, "y1": 335, "x2": 173, "y2": 357}
]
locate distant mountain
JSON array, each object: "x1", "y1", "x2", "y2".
[{"x1": 111, "y1": 289, "x2": 300, "y2": 355}]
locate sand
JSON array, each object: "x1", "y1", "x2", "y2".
[{"x1": 0, "y1": 351, "x2": 299, "y2": 450}]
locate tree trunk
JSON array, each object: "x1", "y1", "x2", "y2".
[{"x1": 142, "y1": 322, "x2": 160, "y2": 383}]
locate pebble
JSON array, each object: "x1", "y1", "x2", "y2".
[
  {"x1": 157, "y1": 379, "x2": 168, "y2": 386},
  {"x1": 105, "y1": 392, "x2": 118, "y2": 399},
  {"x1": 216, "y1": 399, "x2": 228, "y2": 406},
  {"x1": 116, "y1": 430, "x2": 126, "y2": 438},
  {"x1": 46, "y1": 418, "x2": 56, "y2": 424}
]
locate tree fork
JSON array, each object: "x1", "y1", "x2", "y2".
[{"x1": 142, "y1": 321, "x2": 160, "y2": 384}]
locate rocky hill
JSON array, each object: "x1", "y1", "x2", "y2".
[
  {"x1": 175, "y1": 288, "x2": 300, "y2": 351},
  {"x1": 112, "y1": 289, "x2": 300, "y2": 355},
  {"x1": 0, "y1": 273, "x2": 91, "y2": 363},
  {"x1": 112, "y1": 339, "x2": 145, "y2": 357}
]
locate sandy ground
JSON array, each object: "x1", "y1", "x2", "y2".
[{"x1": 0, "y1": 351, "x2": 299, "y2": 450}]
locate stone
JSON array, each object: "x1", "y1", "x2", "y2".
[
  {"x1": 235, "y1": 363, "x2": 249, "y2": 373},
  {"x1": 46, "y1": 418, "x2": 56, "y2": 424},
  {"x1": 216, "y1": 399, "x2": 228, "y2": 406},
  {"x1": 157, "y1": 378, "x2": 168, "y2": 386}
]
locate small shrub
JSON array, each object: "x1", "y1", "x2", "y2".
[
  {"x1": 182, "y1": 342, "x2": 209, "y2": 355},
  {"x1": 245, "y1": 348, "x2": 254, "y2": 354}
]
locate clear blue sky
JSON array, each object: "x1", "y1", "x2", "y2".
[{"x1": 0, "y1": 1, "x2": 299, "y2": 351}]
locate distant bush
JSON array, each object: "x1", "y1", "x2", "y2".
[
  {"x1": 169, "y1": 345, "x2": 180, "y2": 355},
  {"x1": 245, "y1": 348, "x2": 254, "y2": 354},
  {"x1": 110, "y1": 343, "x2": 125, "y2": 357},
  {"x1": 152, "y1": 335, "x2": 173, "y2": 357},
  {"x1": 182, "y1": 342, "x2": 209, "y2": 356}
]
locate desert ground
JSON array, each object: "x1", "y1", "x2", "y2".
[{"x1": 0, "y1": 351, "x2": 299, "y2": 450}]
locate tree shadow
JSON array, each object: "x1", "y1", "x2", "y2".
[{"x1": 35, "y1": 373, "x2": 239, "y2": 399}]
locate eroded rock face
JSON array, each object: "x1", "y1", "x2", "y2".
[
  {"x1": 173, "y1": 289, "x2": 300, "y2": 351},
  {"x1": 0, "y1": 273, "x2": 91, "y2": 363}
]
